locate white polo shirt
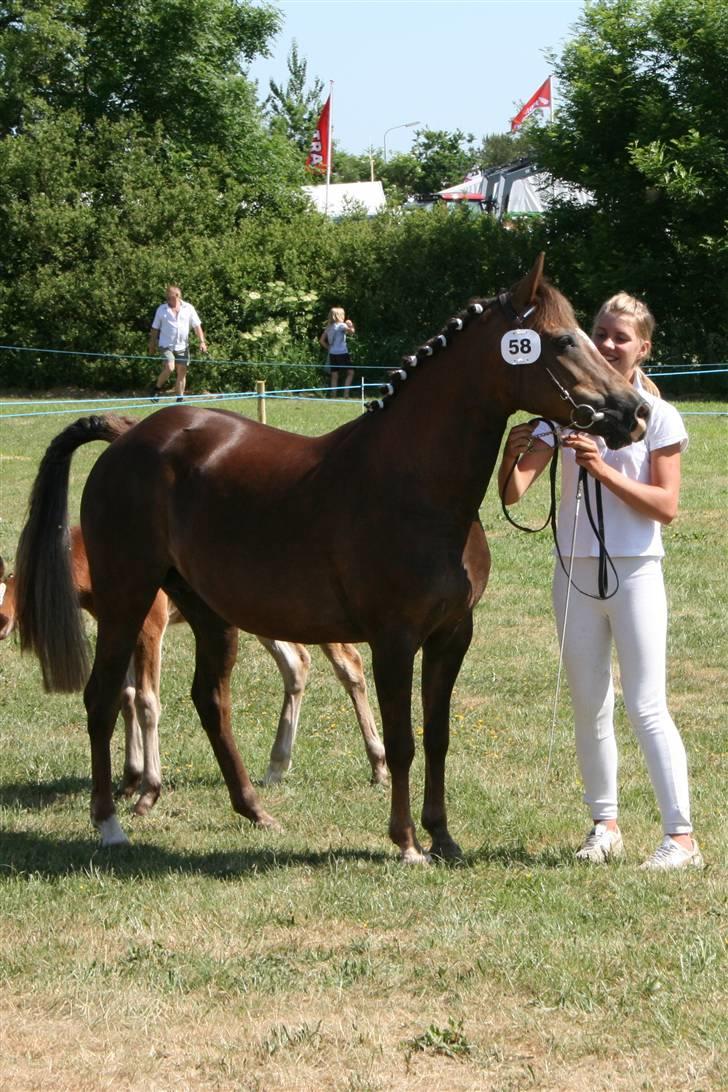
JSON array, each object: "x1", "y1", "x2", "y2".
[
  {"x1": 535, "y1": 390, "x2": 688, "y2": 559},
  {"x1": 151, "y1": 300, "x2": 201, "y2": 352}
]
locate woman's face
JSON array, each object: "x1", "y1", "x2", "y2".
[{"x1": 592, "y1": 311, "x2": 650, "y2": 381}]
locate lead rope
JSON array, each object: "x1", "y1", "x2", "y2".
[{"x1": 543, "y1": 471, "x2": 583, "y2": 792}]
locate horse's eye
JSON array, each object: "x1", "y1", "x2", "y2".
[{"x1": 555, "y1": 334, "x2": 576, "y2": 352}]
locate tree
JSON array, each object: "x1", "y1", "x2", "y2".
[
  {"x1": 408, "y1": 128, "x2": 478, "y2": 194},
  {"x1": 0, "y1": 0, "x2": 282, "y2": 161},
  {"x1": 532, "y1": 0, "x2": 728, "y2": 361},
  {"x1": 264, "y1": 40, "x2": 325, "y2": 151}
]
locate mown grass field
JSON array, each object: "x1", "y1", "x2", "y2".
[{"x1": 0, "y1": 393, "x2": 726, "y2": 1091}]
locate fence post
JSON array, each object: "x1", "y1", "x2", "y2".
[{"x1": 255, "y1": 379, "x2": 266, "y2": 423}]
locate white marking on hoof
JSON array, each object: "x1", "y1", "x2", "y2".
[
  {"x1": 400, "y1": 847, "x2": 432, "y2": 865},
  {"x1": 96, "y1": 815, "x2": 130, "y2": 846}
]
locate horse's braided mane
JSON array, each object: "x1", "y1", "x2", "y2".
[{"x1": 366, "y1": 277, "x2": 576, "y2": 413}]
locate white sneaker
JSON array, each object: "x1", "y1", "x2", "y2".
[
  {"x1": 640, "y1": 835, "x2": 704, "y2": 872},
  {"x1": 575, "y1": 823, "x2": 625, "y2": 864}
]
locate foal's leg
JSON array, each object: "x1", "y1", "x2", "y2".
[
  {"x1": 420, "y1": 613, "x2": 473, "y2": 860},
  {"x1": 257, "y1": 638, "x2": 311, "y2": 785},
  {"x1": 319, "y1": 643, "x2": 387, "y2": 785},
  {"x1": 370, "y1": 637, "x2": 426, "y2": 863},
  {"x1": 118, "y1": 662, "x2": 144, "y2": 798},
  {"x1": 168, "y1": 584, "x2": 278, "y2": 829},
  {"x1": 132, "y1": 604, "x2": 167, "y2": 816}
]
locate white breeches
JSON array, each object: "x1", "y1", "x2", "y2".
[{"x1": 552, "y1": 557, "x2": 692, "y2": 834}]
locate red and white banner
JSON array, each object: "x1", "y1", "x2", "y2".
[
  {"x1": 510, "y1": 77, "x2": 552, "y2": 132},
  {"x1": 305, "y1": 95, "x2": 331, "y2": 173}
]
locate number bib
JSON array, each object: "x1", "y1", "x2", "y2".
[{"x1": 500, "y1": 329, "x2": 541, "y2": 365}]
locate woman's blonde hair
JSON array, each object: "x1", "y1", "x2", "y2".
[
  {"x1": 327, "y1": 306, "x2": 345, "y2": 325},
  {"x1": 595, "y1": 292, "x2": 660, "y2": 396}
]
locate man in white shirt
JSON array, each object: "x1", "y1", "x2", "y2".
[{"x1": 148, "y1": 284, "x2": 207, "y2": 402}]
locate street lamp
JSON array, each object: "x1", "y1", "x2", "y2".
[{"x1": 383, "y1": 121, "x2": 420, "y2": 163}]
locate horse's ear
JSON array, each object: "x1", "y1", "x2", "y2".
[{"x1": 511, "y1": 253, "x2": 545, "y2": 313}]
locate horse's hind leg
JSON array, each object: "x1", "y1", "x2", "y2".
[
  {"x1": 168, "y1": 581, "x2": 278, "y2": 829},
  {"x1": 258, "y1": 638, "x2": 311, "y2": 785},
  {"x1": 85, "y1": 622, "x2": 148, "y2": 846},
  {"x1": 319, "y1": 643, "x2": 387, "y2": 785},
  {"x1": 420, "y1": 613, "x2": 473, "y2": 861}
]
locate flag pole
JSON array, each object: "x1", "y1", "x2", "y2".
[{"x1": 324, "y1": 80, "x2": 333, "y2": 215}]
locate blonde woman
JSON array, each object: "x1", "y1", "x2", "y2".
[
  {"x1": 498, "y1": 293, "x2": 702, "y2": 871},
  {"x1": 320, "y1": 306, "x2": 355, "y2": 398}
]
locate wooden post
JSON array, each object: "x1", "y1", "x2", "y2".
[{"x1": 255, "y1": 379, "x2": 266, "y2": 423}]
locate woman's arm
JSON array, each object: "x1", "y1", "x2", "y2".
[
  {"x1": 319, "y1": 330, "x2": 329, "y2": 348},
  {"x1": 561, "y1": 434, "x2": 682, "y2": 524},
  {"x1": 497, "y1": 423, "x2": 554, "y2": 504}
]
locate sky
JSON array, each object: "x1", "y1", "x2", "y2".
[{"x1": 249, "y1": 0, "x2": 586, "y2": 158}]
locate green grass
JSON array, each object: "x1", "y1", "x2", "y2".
[{"x1": 0, "y1": 395, "x2": 726, "y2": 1090}]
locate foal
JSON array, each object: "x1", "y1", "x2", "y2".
[{"x1": 1, "y1": 534, "x2": 386, "y2": 814}]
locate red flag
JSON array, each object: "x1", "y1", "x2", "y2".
[
  {"x1": 305, "y1": 95, "x2": 331, "y2": 173},
  {"x1": 510, "y1": 77, "x2": 552, "y2": 132}
]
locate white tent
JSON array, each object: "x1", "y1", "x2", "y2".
[
  {"x1": 303, "y1": 181, "x2": 386, "y2": 218},
  {"x1": 436, "y1": 161, "x2": 591, "y2": 217}
]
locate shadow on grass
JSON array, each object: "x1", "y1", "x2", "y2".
[
  {"x1": 0, "y1": 828, "x2": 392, "y2": 879},
  {"x1": 0, "y1": 827, "x2": 576, "y2": 880},
  {"x1": 0, "y1": 776, "x2": 91, "y2": 811}
]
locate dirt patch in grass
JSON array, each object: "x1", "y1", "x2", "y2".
[{"x1": 1, "y1": 988, "x2": 721, "y2": 1091}]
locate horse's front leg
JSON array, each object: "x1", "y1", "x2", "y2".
[
  {"x1": 420, "y1": 613, "x2": 473, "y2": 861},
  {"x1": 370, "y1": 637, "x2": 426, "y2": 863},
  {"x1": 320, "y1": 643, "x2": 387, "y2": 785},
  {"x1": 257, "y1": 638, "x2": 311, "y2": 785}
]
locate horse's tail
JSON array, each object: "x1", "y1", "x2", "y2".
[{"x1": 15, "y1": 414, "x2": 137, "y2": 692}]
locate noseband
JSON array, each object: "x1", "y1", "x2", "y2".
[{"x1": 498, "y1": 293, "x2": 605, "y2": 431}]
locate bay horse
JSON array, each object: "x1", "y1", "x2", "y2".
[
  {"x1": 15, "y1": 256, "x2": 648, "y2": 860},
  {"x1": 1, "y1": 531, "x2": 387, "y2": 811}
]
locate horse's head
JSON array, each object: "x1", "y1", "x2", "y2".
[{"x1": 494, "y1": 254, "x2": 649, "y2": 449}]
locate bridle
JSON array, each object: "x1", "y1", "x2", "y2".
[{"x1": 497, "y1": 292, "x2": 606, "y2": 432}]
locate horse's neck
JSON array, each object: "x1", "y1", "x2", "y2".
[{"x1": 363, "y1": 347, "x2": 509, "y2": 523}]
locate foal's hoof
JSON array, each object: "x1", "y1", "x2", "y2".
[
  {"x1": 116, "y1": 774, "x2": 142, "y2": 800},
  {"x1": 400, "y1": 846, "x2": 433, "y2": 865},
  {"x1": 133, "y1": 787, "x2": 161, "y2": 817},
  {"x1": 260, "y1": 764, "x2": 287, "y2": 787},
  {"x1": 94, "y1": 814, "x2": 130, "y2": 847},
  {"x1": 370, "y1": 764, "x2": 389, "y2": 787},
  {"x1": 254, "y1": 812, "x2": 282, "y2": 832},
  {"x1": 429, "y1": 835, "x2": 464, "y2": 863}
]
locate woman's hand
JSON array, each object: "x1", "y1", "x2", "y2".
[
  {"x1": 503, "y1": 422, "x2": 538, "y2": 461},
  {"x1": 561, "y1": 432, "x2": 606, "y2": 478}
]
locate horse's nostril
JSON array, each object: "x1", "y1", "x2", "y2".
[{"x1": 636, "y1": 401, "x2": 650, "y2": 421}]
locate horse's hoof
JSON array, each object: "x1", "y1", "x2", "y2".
[
  {"x1": 95, "y1": 815, "x2": 130, "y2": 847},
  {"x1": 254, "y1": 812, "x2": 283, "y2": 832},
  {"x1": 429, "y1": 836, "x2": 464, "y2": 862},
  {"x1": 133, "y1": 789, "x2": 160, "y2": 817},
  {"x1": 369, "y1": 765, "x2": 389, "y2": 787},
  {"x1": 116, "y1": 775, "x2": 142, "y2": 800},
  {"x1": 400, "y1": 846, "x2": 432, "y2": 865},
  {"x1": 261, "y1": 766, "x2": 285, "y2": 786}
]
